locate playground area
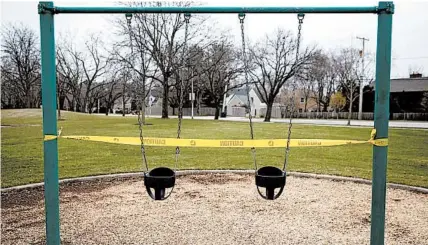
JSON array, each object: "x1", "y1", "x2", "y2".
[
  {"x1": 2, "y1": 109, "x2": 428, "y2": 244},
  {"x1": 2, "y1": 173, "x2": 428, "y2": 245},
  {"x1": 2, "y1": 2, "x2": 428, "y2": 244}
]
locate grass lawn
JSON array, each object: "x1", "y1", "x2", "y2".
[{"x1": 1, "y1": 109, "x2": 427, "y2": 188}]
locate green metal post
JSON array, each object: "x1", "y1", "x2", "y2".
[
  {"x1": 39, "y1": 2, "x2": 60, "y2": 245},
  {"x1": 370, "y1": 2, "x2": 394, "y2": 245}
]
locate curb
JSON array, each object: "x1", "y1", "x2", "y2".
[{"x1": 1, "y1": 170, "x2": 427, "y2": 194}]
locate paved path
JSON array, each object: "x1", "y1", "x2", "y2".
[{"x1": 97, "y1": 113, "x2": 428, "y2": 129}]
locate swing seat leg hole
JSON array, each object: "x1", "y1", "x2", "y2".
[
  {"x1": 255, "y1": 166, "x2": 286, "y2": 200},
  {"x1": 144, "y1": 167, "x2": 176, "y2": 201}
]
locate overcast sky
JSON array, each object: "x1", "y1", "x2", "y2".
[{"x1": 1, "y1": 0, "x2": 428, "y2": 79}]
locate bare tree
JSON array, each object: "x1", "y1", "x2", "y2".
[
  {"x1": 332, "y1": 48, "x2": 361, "y2": 125},
  {"x1": 56, "y1": 37, "x2": 84, "y2": 112},
  {"x1": 296, "y1": 77, "x2": 313, "y2": 112},
  {"x1": 1, "y1": 23, "x2": 40, "y2": 108},
  {"x1": 55, "y1": 73, "x2": 68, "y2": 119},
  {"x1": 1, "y1": 59, "x2": 23, "y2": 108},
  {"x1": 306, "y1": 52, "x2": 337, "y2": 112},
  {"x1": 111, "y1": 16, "x2": 159, "y2": 122},
  {"x1": 198, "y1": 40, "x2": 244, "y2": 119},
  {"x1": 249, "y1": 28, "x2": 316, "y2": 122},
  {"x1": 115, "y1": 1, "x2": 210, "y2": 119},
  {"x1": 78, "y1": 34, "x2": 110, "y2": 113},
  {"x1": 103, "y1": 68, "x2": 125, "y2": 115}
]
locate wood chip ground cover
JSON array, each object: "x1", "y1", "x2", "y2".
[{"x1": 1, "y1": 174, "x2": 427, "y2": 245}]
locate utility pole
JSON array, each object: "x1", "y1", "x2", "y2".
[
  {"x1": 191, "y1": 70, "x2": 194, "y2": 119},
  {"x1": 357, "y1": 36, "x2": 369, "y2": 120},
  {"x1": 222, "y1": 84, "x2": 228, "y2": 117}
]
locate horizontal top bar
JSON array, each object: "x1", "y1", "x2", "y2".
[{"x1": 39, "y1": 5, "x2": 394, "y2": 15}]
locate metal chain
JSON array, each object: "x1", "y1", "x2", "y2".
[
  {"x1": 137, "y1": 108, "x2": 149, "y2": 172},
  {"x1": 126, "y1": 13, "x2": 134, "y2": 54},
  {"x1": 126, "y1": 13, "x2": 149, "y2": 172},
  {"x1": 283, "y1": 13, "x2": 304, "y2": 171},
  {"x1": 174, "y1": 13, "x2": 191, "y2": 170},
  {"x1": 295, "y1": 13, "x2": 304, "y2": 61},
  {"x1": 239, "y1": 13, "x2": 257, "y2": 171}
]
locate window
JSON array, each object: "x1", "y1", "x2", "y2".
[
  {"x1": 299, "y1": 108, "x2": 303, "y2": 113},
  {"x1": 251, "y1": 97, "x2": 254, "y2": 104},
  {"x1": 300, "y1": 98, "x2": 304, "y2": 103}
]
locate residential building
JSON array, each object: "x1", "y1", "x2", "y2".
[
  {"x1": 224, "y1": 88, "x2": 266, "y2": 117},
  {"x1": 368, "y1": 73, "x2": 428, "y2": 113}
]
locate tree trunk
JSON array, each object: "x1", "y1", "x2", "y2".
[
  {"x1": 59, "y1": 95, "x2": 65, "y2": 110},
  {"x1": 347, "y1": 94, "x2": 353, "y2": 126},
  {"x1": 57, "y1": 94, "x2": 61, "y2": 120},
  {"x1": 264, "y1": 101, "x2": 273, "y2": 122},
  {"x1": 82, "y1": 99, "x2": 87, "y2": 113},
  {"x1": 323, "y1": 102, "x2": 328, "y2": 112},
  {"x1": 122, "y1": 97, "x2": 126, "y2": 117},
  {"x1": 304, "y1": 99, "x2": 308, "y2": 112},
  {"x1": 197, "y1": 92, "x2": 201, "y2": 115},
  {"x1": 214, "y1": 103, "x2": 221, "y2": 120},
  {"x1": 105, "y1": 100, "x2": 110, "y2": 116},
  {"x1": 73, "y1": 97, "x2": 77, "y2": 112},
  {"x1": 26, "y1": 90, "x2": 32, "y2": 108},
  {"x1": 162, "y1": 82, "x2": 169, "y2": 119}
]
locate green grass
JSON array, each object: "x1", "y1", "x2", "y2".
[{"x1": 1, "y1": 109, "x2": 428, "y2": 188}]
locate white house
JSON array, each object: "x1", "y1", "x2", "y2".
[
  {"x1": 224, "y1": 88, "x2": 266, "y2": 117},
  {"x1": 112, "y1": 96, "x2": 133, "y2": 114}
]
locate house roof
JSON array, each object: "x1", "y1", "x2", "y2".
[
  {"x1": 234, "y1": 95, "x2": 248, "y2": 104},
  {"x1": 227, "y1": 87, "x2": 264, "y2": 103},
  {"x1": 371, "y1": 77, "x2": 428, "y2": 93},
  {"x1": 229, "y1": 88, "x2": 248, "y2": 96}
]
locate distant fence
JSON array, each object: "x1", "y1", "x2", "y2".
[
  {"x1": 391, "y1": 113, "x2": 428, "y2": 121},
  {"x1": 142, "y1": 106, "x2": 427, "y2": 121},
  {"x1": 144, "y1": 106, "x2": 247, "y2": 117},
  {"x1": 228, "y1": 107, "x2": 246, "y2": 117},
  {"x1": 259, "y1": 107, "x2": 428, "y2": 121},
  {"x1": 182, "y1": 107, "x2": 216, "y2": 116}
]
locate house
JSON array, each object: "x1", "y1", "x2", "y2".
[
  {"x1": 224, "y1": 87, "x2": 266, "y2": 117},
  {"x1": 283, "y1": 89, "x2": 319, "y2": 112},
  {"x1": 368, "y1": 73, "x2": 428, "y2": 113},
  {"x1": 112, "y1": 96, "x2": 133, "y2": 114}
]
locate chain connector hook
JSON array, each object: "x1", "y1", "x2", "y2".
[
  {"x1": 238, "y1": 13, "x2": 245, "y2": 23},
  {"x1": 297, "y1": 13, "x2": 305, "y2": 24},
  {"x1": 125, "y1": 13, "x2": 132, "y2": 24},
  {"x1": 184, "y1": 13, "x2": 191, "y2": 23}
]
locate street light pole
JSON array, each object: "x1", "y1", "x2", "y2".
[{"x1": 357, "y1": 36, "x2": 369, "y2": 120}]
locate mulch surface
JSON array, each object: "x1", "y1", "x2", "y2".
[{"x1": 2, "y1": 174, "x2": 427, "y2": 245}]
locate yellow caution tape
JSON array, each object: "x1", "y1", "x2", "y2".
[
  {"x1": 58, "y1": 135, "x2": 369, "y2": 148},
  {"x1": 44, "y1": 128, "x2": 387, "y2": 147},
  {"x1": 43, "y1": 128, "x2": 62, "y2": 142},
  {"x1": 368, "y1": 138, "x2": 388, "y2": 146},
  {"x1": 44, "y1": 135, "x2": 58, "y2": 141},
  {"x1": 368, "y1": 128, "x2": 388, "y2": 146}
]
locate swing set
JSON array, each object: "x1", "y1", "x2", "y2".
[{"x1": 39, "y1": 2, "x2": 394, "y2": 245}]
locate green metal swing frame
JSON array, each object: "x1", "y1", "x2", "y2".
[{"x1": 38, "y1": 2, "x2": 394, "y2": 244}]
